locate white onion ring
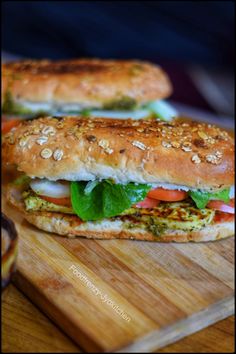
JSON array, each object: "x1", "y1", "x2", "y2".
[
  {"x1": 207, "y1": 200, "x2": 235, "y2": 214},
  {"x1": 30, "y1": 179, "x2": 70, "y2": 198},
  {"x1": 216, "y1": 204, "x2": 235, "y2": 214}
]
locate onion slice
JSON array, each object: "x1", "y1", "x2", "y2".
[
  {"x1": 207, "y1": 199, "x2": 235, "y2": 214},
  {"x1": 30, "y1": 179, "x2": 70, "y2": 198}
]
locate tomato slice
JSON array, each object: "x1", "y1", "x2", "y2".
[
  {"x1": 39, "y1": 195, "x2": 72, "y2": 207},
  {"x1": 135, "y1": 197, "x2": 160, "y2": 209},
  {"x1": 214, "y1": 211, "x2": 235, "y2": 223},
  {"x1": 147, "y1": 187, "x2": 187, "y2": 202},
  {"x1": 2, "y1": 119, "x2": 21, "y2": 134},
  {"x1": 207, "y1": 199, "x2": 234, "y2": 214}
]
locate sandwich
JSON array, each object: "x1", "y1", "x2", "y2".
[
  {"x1": 3, "y1": 116, "x2": 234, "y2": 242},
  {"x1": 2, "y1": 58, "x2": 176, "y2": 127}
]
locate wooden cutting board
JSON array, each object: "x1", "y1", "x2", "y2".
[{"x1": 2, "y1": 186, "x2": 235, "y2": 353}]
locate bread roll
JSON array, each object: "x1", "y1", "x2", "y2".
[
  {"x1": 2, "y1": 59, "x2": 172, "y2": 109},
  {"x1": 2, "y1": 116, "x2": 234, "y2": 192}
]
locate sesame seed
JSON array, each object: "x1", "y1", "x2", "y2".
[
  {"x1": 132, "y1": 140, "x2": 147, "y2": 150},
  {"x1": 23, "y1": 131, "x2": 30, "y2": 137},
  {"x1": 31, "y1": 127, "x2": 41, "y2": 135},
  {"x1": 191, "y1": 154, "x2": 201, "y2": 164},
  {"x1": 40, "y1": 148, "x2": 52, "y2": 159},
  {"x1": 176, "y1": 131, "x2": 183, "y2": 136},
  {"x1": 105, "y1": 148, "x2": 114, "y2": 154},
  {"x1": 215, "y1": 150, "x2": 223, "y2": 158},
  {"x1": 182, "y1": 142, "x2": 192, "y2": 147},
  {"x1": 5, "y1": 132, "x2": 15, "y2": 144},
  {"x1": 66, "y1": 127, "x2": 76, "y2": 136},
  {"x1": 57, "y1": 122, "x2": 64, "y2": 129},
  {"x1": 181, "y1": 145, "x2": 192, "y2": 152},
  {"x1": 206, "y1": 136, "x2": 216, "y2": 144},
  {"x1": 98, "y1": 139, "x2": 109, "y2": 149},
  {"x1": 41, "y1": 126, "x2": 56, "y2": 136},
  {"x1": 19, "y1": 136, "x2": 30, "y2": 147},
  {"x1": 198, "y1": 131, "x2": 208, "y2": 140},
  {"x1": 205, "y1": 154, "x2": 221, "y2": 165},
  {"x1": 171, "y1": 141, "x2": 181, "y2": 148},
  {"x1": 162, "y1": 141, "x2": 171, "y2": 148},
  {"x1": 75, "y1": 130, "x2": 84, "y2": 139},
  {"x1": 98, "y1": 139, "x2": 113, "y2": 154}
]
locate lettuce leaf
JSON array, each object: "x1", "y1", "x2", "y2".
[
  {"x1": 70, "y1": 180, "x2": 151, "y2": 221},
  {"x1": 2, "y1": 90, "x2": 33, "y2": 115},
  {"x1": 13, "y1": 174, "x2": 31, "y2": 186},
  {"x1": 144, "y1": 100, "x2": 177, "y2": 121},
  {"x1": 189, "y1": 188, "x2": 230, "y2": 209}
]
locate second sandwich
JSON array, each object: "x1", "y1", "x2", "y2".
[{"x1": 2, "y1": 58, "x2": 176, "y2": 122}]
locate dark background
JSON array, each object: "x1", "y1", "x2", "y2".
[{"x1": 2, "y1": 0, "x2": 235, "y2": 116}]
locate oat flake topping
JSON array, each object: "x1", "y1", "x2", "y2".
[
  {"x1": 191, "y1": 154, "x2": 201, "y2": 164},
  {"x1": 132, "y1": 140, "x2": 147, "y2": 150},
  {"x1": 53, "y1": 149, "x2": 63, "y2": 161},
  {"x1": 40, "y1": 148, "x2": 53, "y2": 159}
]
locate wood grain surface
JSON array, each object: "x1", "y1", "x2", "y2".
[
  {"x1": 2, "y1": 188, "x2": 235, "y2": 353},
  {"x1": 2, "y1": 284, "x2": 235, "y2": 353}
]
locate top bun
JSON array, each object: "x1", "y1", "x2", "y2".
[
  {"x1": 2, "y1": 59, "x2": 172, "y2": 109},
  {"x1": 2, "y1": 116, "x2": 234, "y2": 191}
]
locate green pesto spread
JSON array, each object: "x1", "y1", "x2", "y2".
[
  {"x1": 2, "y1": 90, "x2": 33, "y2": 115},
  {"x1": 102, "y1": 96, "x2": 137, "y2": 110}
]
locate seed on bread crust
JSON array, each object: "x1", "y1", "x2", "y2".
[
  {"x1": 40, "y1": 148, "x2": 52, "y2": 159},
  {"x1": 191, "y1": 154, "x2": 201, "y2": 164},
  {"x1": 53, "y1": 149, "x2": 63, "y2": 161},
  {"x1": 132, "y1": 140, "x2": 147, "y2": 150},
  {"x1": 36, "y1": 136, "x2": 48, "y2": 145}
]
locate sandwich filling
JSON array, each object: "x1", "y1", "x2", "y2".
[
  {"x1": 15, "y1": 176, "x2": 234, "y2": 237},
  {"x1": 2, "y1": 90, "x2": 177, "y2": 122},
  {"x1": 1, "y1": 99, "x2": 177, "y2": 136}
]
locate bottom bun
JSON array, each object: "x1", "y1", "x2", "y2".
[{"x1": 7, "y1": 185, "x2": 235, "y2": 242}]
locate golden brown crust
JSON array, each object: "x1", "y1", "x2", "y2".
[
  {"x1": 1, "y1": 59, "x2": 172, "y2": 107},
  {"x1": 6, "y1": 185, "x2": 234, "y2": 242},
  {"x1": 2, "y1": 117, "x2": 234, "y2": 191}
]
